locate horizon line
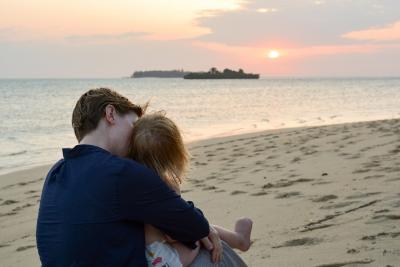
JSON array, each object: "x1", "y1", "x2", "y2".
[{"x1": 1, "y1": 75, "x2": 400, "y2": 80}]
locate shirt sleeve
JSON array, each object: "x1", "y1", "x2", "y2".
[{"x1": 116, "y1": 160, "x2": 210, "y2": 243}]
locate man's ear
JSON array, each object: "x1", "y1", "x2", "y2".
[{"x1": 104, "y1": 104, "x2": 116, "y2": 124}]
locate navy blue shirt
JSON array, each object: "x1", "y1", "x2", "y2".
[{"x1": 36, "y1": 145, "x2": 209, "y2": 267}]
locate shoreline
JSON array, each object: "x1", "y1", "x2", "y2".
[
  {"x1": 190, "y1": 116, "x2": 399, "y2": 146},
  {"x1": 1, "y1": 118, "x2": 400, "y2": 266},
  {"x1": 2, "y1": 117, "x2": 399, "y2": 177},
  {"x1": 185, "y1": 116, "x2": 400, "y2": 143}
]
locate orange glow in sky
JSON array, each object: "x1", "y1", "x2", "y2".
[{"x1": 0, "y1": 0, "x2": 245, "y2": 41}]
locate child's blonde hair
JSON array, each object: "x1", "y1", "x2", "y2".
[{"x1": 128, "y1": 112, "x2": 189, "y2": 189}]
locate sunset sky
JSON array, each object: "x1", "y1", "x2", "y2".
[{"x1": 0, "y1": 0, "x2": 399, "y2": 78}]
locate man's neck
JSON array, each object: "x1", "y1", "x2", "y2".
[{"x1": 79, "y1": 132, "x2": 111, "y2": 154}]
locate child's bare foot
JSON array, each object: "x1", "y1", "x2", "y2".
[{"x1": 234, "y1": 217, "x2": 253, "y2": 252}]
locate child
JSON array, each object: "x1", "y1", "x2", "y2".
[{"x1": 128, "y1": 112, "x2": 252, "y2": 267}]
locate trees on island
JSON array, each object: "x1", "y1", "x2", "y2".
[{"x1": 184, "y1": 67, "x2": 259, "y2": 79}]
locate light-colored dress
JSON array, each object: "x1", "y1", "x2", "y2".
[
  {"x1": 189, "y1": 241, "x2": 248, "y2": 267},
  {"x1": 146, "y1": 241, "x2": 183, "y2": 267},
  {"x1": 145, "y1": 240, "x2": 248, "y2": 267}
]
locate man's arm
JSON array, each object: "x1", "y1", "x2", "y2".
[{"x1": 116, "y1": 160, "x2": 210, "y2": 243}]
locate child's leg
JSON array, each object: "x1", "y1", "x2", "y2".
[
  {"x1": 171, "y1": 241, "x2": 200, "y2": 267},
  {"x1": 213, "y1": 217, "x2": 253, "y2": 252}
]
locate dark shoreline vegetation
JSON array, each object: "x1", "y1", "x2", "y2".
[
  {"x1": 184, "y1": 68, "x2": 259, "y2": 79},
  {"x1": 131, "y1": 70, "x2": 189, "y2": 78},
  {"x1": 131, "y1": 68, "x2": 259, "y2": 79}
]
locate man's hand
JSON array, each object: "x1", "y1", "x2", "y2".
[{"x1": 200, "y1": 225, "x2": 223, "y2": 263}]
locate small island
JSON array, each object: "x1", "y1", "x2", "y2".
[
  {"x1": 131, "y1": 70, "x2": 189, "y2": 78},
  {"x1": 184, "y1": 68, "x2": 259, "y2": 79}
]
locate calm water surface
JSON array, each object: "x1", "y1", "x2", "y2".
[{"x1": 1, "y1": 77, "x2": 399, "y2": 175}]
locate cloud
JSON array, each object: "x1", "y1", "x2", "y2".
[
  {"x1": 195, "y1": 0, "x2": 400, "y2": 46},
  {"x1": 192, "y1": 41, "x2": 258, "y2": 58},
  {"x1": 283, "y1": 44, "x2": 400, "y2": 57},
  {"x1": 64, "y1": 32, "x2": 149, "y2": 43},
  {"x1": 342, "y1": 20, "x2": 400, "y2": 41},
  {"x1": 0, "y1": 0, "x2": 248, "y2": 43}
]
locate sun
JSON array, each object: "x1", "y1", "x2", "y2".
[{"x1": 268, "y1": 50, "x2": 280, "y2": 59}]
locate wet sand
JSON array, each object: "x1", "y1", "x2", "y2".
[{"x1": 1, "y1": 118, "x2": 400, "y2": 266}]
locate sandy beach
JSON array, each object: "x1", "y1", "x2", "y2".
[{"x1": 1, "y1": 118, "x2": 400, "y2": 266}]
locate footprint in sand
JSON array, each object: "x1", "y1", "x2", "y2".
[
  {"x1": 272, "y1": 237, "x2": 322, "y2": 248},
  {"x1": 300, "y1": 224, "x2": 334, "y2": 233},
  {"x1": 181, "y1": 189, "x2": 192, "y2": 194},
  {"x1": 345, "y1": 192, "x2": 381, "y2": 199},
  {"x1": 367, "y1": 214, "x2": 400, "y2": 223},
  {"x1": 24, "y1": 190, "x2": 38, "y2": 194},
  {"x1": 361, "y1": 231, "x2": 400, "y2": 241},
  {"x1": 291, "y1": 157, "x2": 301, "y2": 163},
  {"x1": 1, "y1": 199, "x2": 19, "y2": 205},
  {"x1": 12, "y1": 203, "x2": 34, "y2": 212},
  {"x1": 275, "y1": 191, "x2": 301, "y2": 199},
  {"x1": 311, "y1": 180, "x2": 333, "y2": 185},
  {"x1": 250, "y1": 191, "x2": 268, "y2": 196},
  {"x1": 311, "y1": 195, "x2": 338, "y2": 202},
  {"x1": 16, "y1": 245, "x2": 36, "y2": 252},
  {"x1": 263, "y1": 178, "x2": 314, "y2": 189},
  {"x1": 230, "y1": 190, "x2": 247, "y2": 195},
  {"x1": 363, "y1": 174, "x2": 384, "y2": 180},
  {"x1": 0, "y1": 212, "x2": 17, "y2": 217},
  {"x1": 203, "y1": 186, "x2": 217, "y2": 191},
  {"x1": 313, "y1": 259, "x2": 374, "y2": 267},
  {"x1": 352, "y1": 168, "x2": 372, "y2": 174},
  {"x1": 374, "y1": 209, "x2": 390, "y2": 214},
  {"x1": 320, "y1": 201, "x2": 359, "y2": 209},
  {"x1": 346, "y1": 248, "x2": 360, "y2": 254},
  {"x1": 389, "y1": 145, "x2": 400, "y2": 154}
]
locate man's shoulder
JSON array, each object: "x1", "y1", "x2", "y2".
[
  {"x1": 117, "y1": 157, "x2": 158, "y2": 178},
  {"x1": 46, "y1": 159, "x2": 65, "y2": 177}
]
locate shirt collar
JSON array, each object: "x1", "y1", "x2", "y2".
[{"x1": 62, "y1": 144, "x2": 110, "y2": 159}]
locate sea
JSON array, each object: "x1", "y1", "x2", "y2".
[{"x1": 1, "y1": 77, "x2": 399, "y2": 175}]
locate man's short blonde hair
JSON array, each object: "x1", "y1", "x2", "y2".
[{"x1": 72, "y1": 88, "x2": 145, "y2": 142}]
